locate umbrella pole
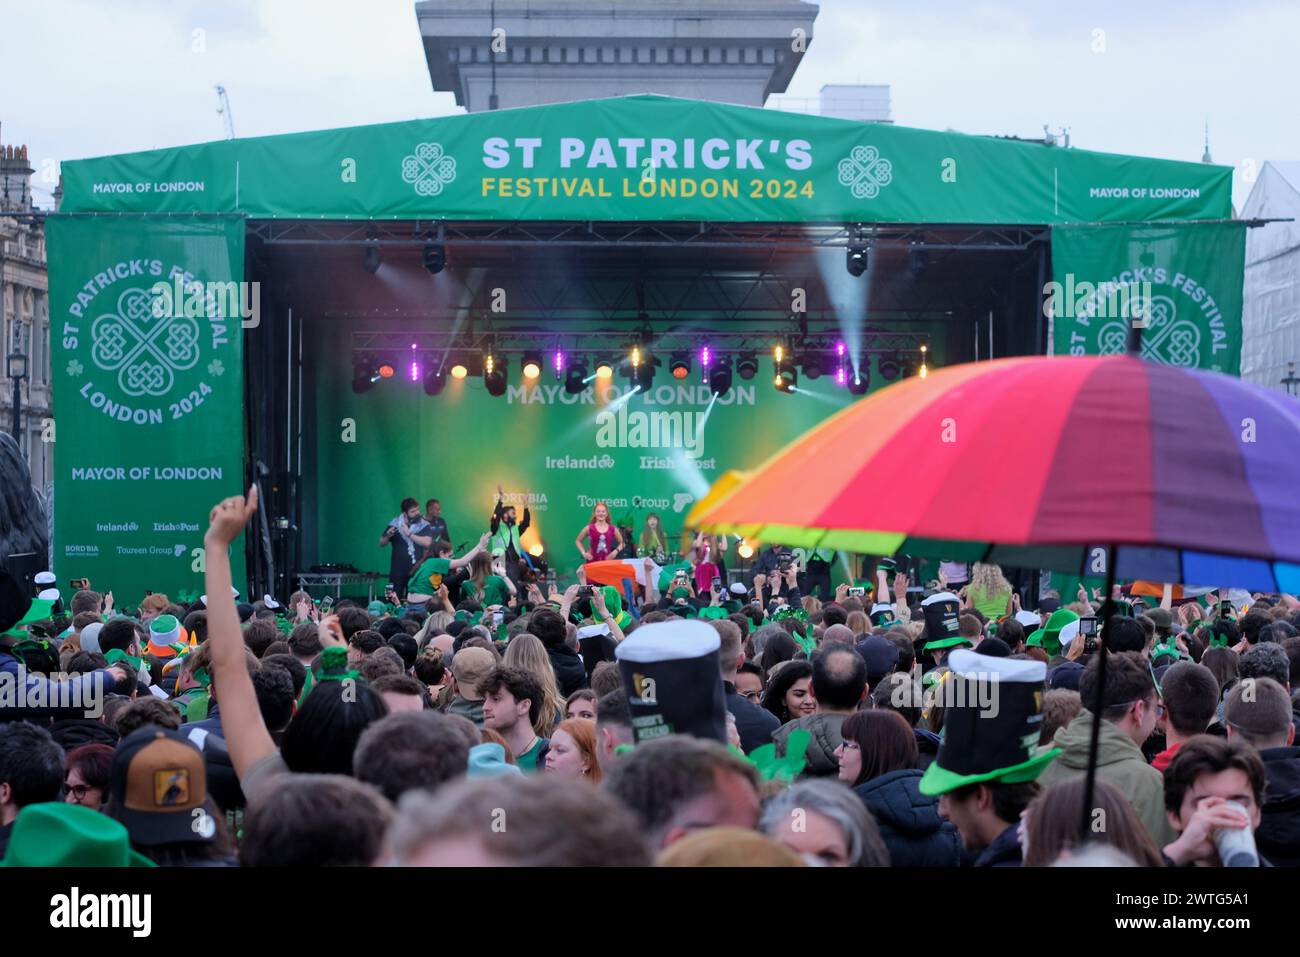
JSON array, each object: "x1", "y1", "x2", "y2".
[{"x1": 1080, "y1": 544, "x2": 1117, "y2": 844}]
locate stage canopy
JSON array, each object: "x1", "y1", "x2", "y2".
[
  {"x1": 47, "y1": 96, "x2": 1246, "y2": 600},
  {"x1": 60, "y1": 94, "x2": 1232, "y2": 223}
]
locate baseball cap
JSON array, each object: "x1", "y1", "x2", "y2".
[
  {"x1": 110, "y1": 727, "x2": 217, "y2": 846},
  {"x1": 855, "y1": 634, "x2": 900, "y2": 679}
]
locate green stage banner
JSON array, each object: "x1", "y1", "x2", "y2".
[
  {"x1": 1049, "y1": 221, "x2": 1245, "y2": 374},
  {"x1": 47, "y1": 215, "x2": 247, "y2": 603},
  {"x1": 311, "y1": 325, "x2": 919, "y2": 583},
  {"x1": 61, "y1": 95, "x2": 1231, "y2": 225}
]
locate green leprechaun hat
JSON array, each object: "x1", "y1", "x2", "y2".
[
  {"x1": 1025, "y1": 608, "x2": 1080, "y2": 657},
  {"x1": 918, "y1": 649, "x2": 1060, "y2": 796}
]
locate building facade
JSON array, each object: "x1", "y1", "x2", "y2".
[
  {"x1": 416, "y1": 0, "x2": 820, "y2": 112},
  {"x1": 0, "y1": 131, "x2": 53, "y2": 491}
]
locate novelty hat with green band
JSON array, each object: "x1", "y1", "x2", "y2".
[
  {"x1": 147, "y1": 614, "x2": 182, "y2": 658},
  {"x1": 918, "y1": 649, "x2": 1061, "y2": 796},
  {"x1": 921, "y1": 592, "x2": 969, "y2": 651},
  {"x1": 1026, "y1": 608, "x2": 1080, "y2": 656}
]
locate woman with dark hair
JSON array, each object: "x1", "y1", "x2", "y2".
[
  {"x1": 280, "y1": 677, "x2": 390, "y2": 776},
  {"x1": 758, "y1": 631, "x2": 798, "y2": 678},
  {"x1": 1022, "y1": 777, "x2": 1164, "y2": 867},
  {"x1": 836, "y1": 709, "x2": 962, "y2": 867},
  {"x1": 1200, "y1": 644, "x2": 1241, "y2": 725},
  {"x1": 760, "y1": 660, "x2": 814, "y2": 726},
  {"x1": 64, "y1": 743, "x2": 114, "y2": 812}
]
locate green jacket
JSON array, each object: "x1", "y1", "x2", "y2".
[{"x1": 1037, "y1": 709, "x2": 1176, "y2": 848}]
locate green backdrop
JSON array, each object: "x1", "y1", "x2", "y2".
[
  {"x1": 47, "y1": 215, "x2": 247, "y2": 602},
  {"x1": 311, "y1": 320, "x2": 942, "y2": 582}
]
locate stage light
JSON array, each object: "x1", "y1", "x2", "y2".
[
  {"x1": 708, "y1": 356, "x2": 732, "y2": 396},
  {"x1": 451, "y1": 363, "x2": 468, "y2": 379},
  {"x1": 522, "y1": 350, "x2": 543, "y2": 380},
  {"x1": 670, "y1": 353, "x2": 691, "y2": 379},
  {"x1": 363, "y1": 244, "x2": 381, "y2": 274},
  {"x1": 423, "y1": 241, "x2": 446, "y2": 275},
  {"x1": 919, "y1": 344, "x2": 929, "y2": 379},
  {"x1": 409, "y1": 344, "x2": 421, "y2": 383},
  {"x1": 878, "y1": 353, "x2": 901, "y2": 381},
  {"x1": 565, "y1": 366, "x2": 588, "y2": 395},
  {"x1": 835, "y1": 342, "x2": 847, "y2": 386},
  {"x1": 737, "y1": 541, "x2": 755, "y2": 560},
  {"x1": 700, "y1": 345, "x2": 713, "y2": 381},
  {"x1": 848, "y1": 368, "x2": 870, "y2": 395},
  {"x1": 423, "y1": 367, "x2": 447, "y2": 396},
  {"x1": 377, "y1": 363, "x2": 395, "y2": 380},
  {"x1": 484, "y1": 354, "x2": 507, "y2": 397},
  {"x1": 595, "y1": 357, "x2": 614, "y2": 380},
  {"x1": 528, "y1": 543, "x2": 545, "y2": 558},
  {"x1": 847, "y1": 245, "x2": 868, "y2": 277},
  {"x1": 352, "y1": 362, "x2": 376, "y2": 394},
  {"x1": 774, "y1": 345, "x2": 797, "y2": 393},
  {"x1": 802, "y1": 350, "x2": 826, "y2": 380},
  {"x1": 553, "y1": 349, "x2": 565, "y2": 380},
  {"x1": 736, "y1": 352, "x2": 758, "y2": 380}
]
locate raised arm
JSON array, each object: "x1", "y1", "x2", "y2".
[
  {"x1": 205, "y1": 486, "x2": 277, "y2": 779},
  {"x1": 448, "y1": 533, "x2": 490, "y2": 571}
]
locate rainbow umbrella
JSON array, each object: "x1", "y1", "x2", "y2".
[{"x1": 689, "y1": 355, "x2": 1300, "y2": 591}]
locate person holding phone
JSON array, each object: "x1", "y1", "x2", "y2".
[{"x1": 690, "y1": 530, "x2": 726, "y2": 594}]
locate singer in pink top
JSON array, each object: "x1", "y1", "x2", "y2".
[{"x1": 575, "y1": 502, "x2": 624, "y2": 562}]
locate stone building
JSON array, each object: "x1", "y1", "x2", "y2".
[{"x1": 0, "y1": 127, "x2": 53, "y2": 491}]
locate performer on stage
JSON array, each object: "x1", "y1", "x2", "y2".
[
  {"x1": 489, "y1": 485, "x2": 532, "y2": 585},
  {"x1": 423, "y1": 498, "x2": 451, "y2": 547},
  {"x1": 406, "y1": 534, "x2": 491, "y2": 610},
  {"x1": 575, "y1": 502, "x2": 624, "y2": 563},
  {"x1": 689, "y1": 529, "x2": 726, "y2": 594},
  {"x1": 379, "y1": 497, "x2": 432, "y2": 600},
  {"x1": 637, "y1": 511, "x2": 670, "y2": 564}
]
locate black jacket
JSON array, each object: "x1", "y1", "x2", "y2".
[
  {"x1": 724, "y1": 682, "x2": 779, "y2": 754},
  {"x1": 49, "y1": 718, "x2": 120, "y2": 751},
  {"x1": 974, "y1": 821, "x2": 1024, "y2": 867},
  {"x1": 854, "y1": 769, "x2": 963, "y2": 867},
  {"x1": 1257, "y1": 746, "x2": 1300, "y2": 868},
  {"x1": 547, "y1": 645, "x2": 588, "y2": 697}
]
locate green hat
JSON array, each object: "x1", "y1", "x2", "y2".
[
  {"x1": 1, "y1": 597, "x2": 53, "y2": 639},
  {"x1": 1, "y1": 803, "x2": 155, "y2": 867},
  {"x1": 1150, "y1": 635, "x2": 1182, "y2": 662},
  {"x1": 697, "y1": 606, "x2": 728, "y2": 621},
  {"x1": 367, "y1": 600, "x2": 386, "y2": 615},
  {"x1": 918, "y1": 650, "x2": 1060, "y2": 796},
  {"x1": 1025, "y1": 608, "x2": 1080, "y2": 657}
]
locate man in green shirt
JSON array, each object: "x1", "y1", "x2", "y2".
[
  {"x1": 481, "y1": 666, "x2": 548, "y2": 773},
  {"x1": 406, "y1": 533, "x2": 490, "y2": 609}
]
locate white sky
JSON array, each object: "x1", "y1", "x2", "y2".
[{"x1": 2, "y1": 0, "x2": 1295, "y2": 209}]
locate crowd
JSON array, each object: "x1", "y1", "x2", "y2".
[{"x1": 1, "y1": 487, "x2": 1298, "y2": 868}]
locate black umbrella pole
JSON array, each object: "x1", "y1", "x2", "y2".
[{"x1": 1080, "y1": 546, "x2": 1117, "y2": 844}]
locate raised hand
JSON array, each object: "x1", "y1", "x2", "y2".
[{"x1": 206, "y1": 486, "x2": 259, "y2": 547}]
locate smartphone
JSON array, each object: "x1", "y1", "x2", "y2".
[
  {"x1": 711, "y1": 576, "x2": 722, "y2": 591},
  {"x1": 577, "y1": 585, "x2": 593, "y2": 599},
  {"x1": 320, "y1": 595, "x2": 334, "y2": 611},
  {"x1": 69, "y1": 578, "x2": 89, "y2": 591},
  {"x1": 1079, "y1": 615, "x2": 1099, "y2": 654},
  {"x1": 493, "y1": 609, "x2": 504, "y2": 626},
  {"x1": 848, "y1": 586, "x2": 867, "y2": 597}
]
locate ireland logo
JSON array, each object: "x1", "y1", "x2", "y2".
[
  {"x1": 91, "y1": 287, "x2": 200, "y2": 396},
  {"x1": 401, "y1": 142, "x2": 457, "y2": 196},
  {"x1": 837, "y1": 145, "x2": 893, "y2": 200}
]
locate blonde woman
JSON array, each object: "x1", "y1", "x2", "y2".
[
  {"x1": 845, "y1": 610, "x2": 870, "y2": 637},
  {"x1": 964, "y1": 562, "x2": 1013, "y2": 619},
  {"x1": 502, "y1": 633, "x2": 566, "y2": 736}
]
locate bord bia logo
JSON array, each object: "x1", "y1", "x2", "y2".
[
  {"x1": 63, "y1": 263, "x2": 239, "y2": 426},
  {"x1": 401, "y1": 142, "x2": 457, "y2": 196}
]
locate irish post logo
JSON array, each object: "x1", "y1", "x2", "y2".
[{"x1": 62, "y1": 261, "x2": 237, "y2": 426}]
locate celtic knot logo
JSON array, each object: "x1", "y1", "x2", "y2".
[
  {"x1": 1098, "y1": 293, "x2": 1201, "y2": 366},
  {"x1": 837, "y1": 145, "x2": 893, "y2": 200},
  {"x1": 90, "y1": 287, "x2": 201, "y2": 397},
  {"x1": 401, "y1": 142, "x2": 457, "y2": 196}
]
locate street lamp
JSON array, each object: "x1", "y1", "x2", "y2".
[
  {"x1": 7, "y1": 351, "x2": 27, "y2": 442},
  {"x1": 1282, "y1": 361, "x2": 1300, "y2": 397}
]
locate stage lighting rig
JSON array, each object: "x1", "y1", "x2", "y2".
[
  {"x1": 708, "y1": 356, "x2": 733, "y2": 397},
  {"x1": 847, "y1": 367, "x2": 870, "y2": 395},
  {"x1": 484, "y1": 352, "x2": 508, "y2": 397},
  {"x1": 846, "y1": 245, "x2": 868, "y2": 277},
  {"x1": 877, "y1": 353, "x2": 902, "y2": 381},
  {"x1": 564, "y1": 356, "x2": 589, "y2": 394},
  {"x1": 422, "y1": 240, "x2": 446, "y2": 275},
  {"x1": 669, "y1": 352, "x2": 691, "y2": 380},
  {"x1": 521, "y1": 350, "x2": 544, "y2": 380},
  {"x1": 774, "y1": 343, "x2": 797, "y2": 394},
  {"x1": 736, "y1": 352, "x2": 758, "y2": 380}
]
